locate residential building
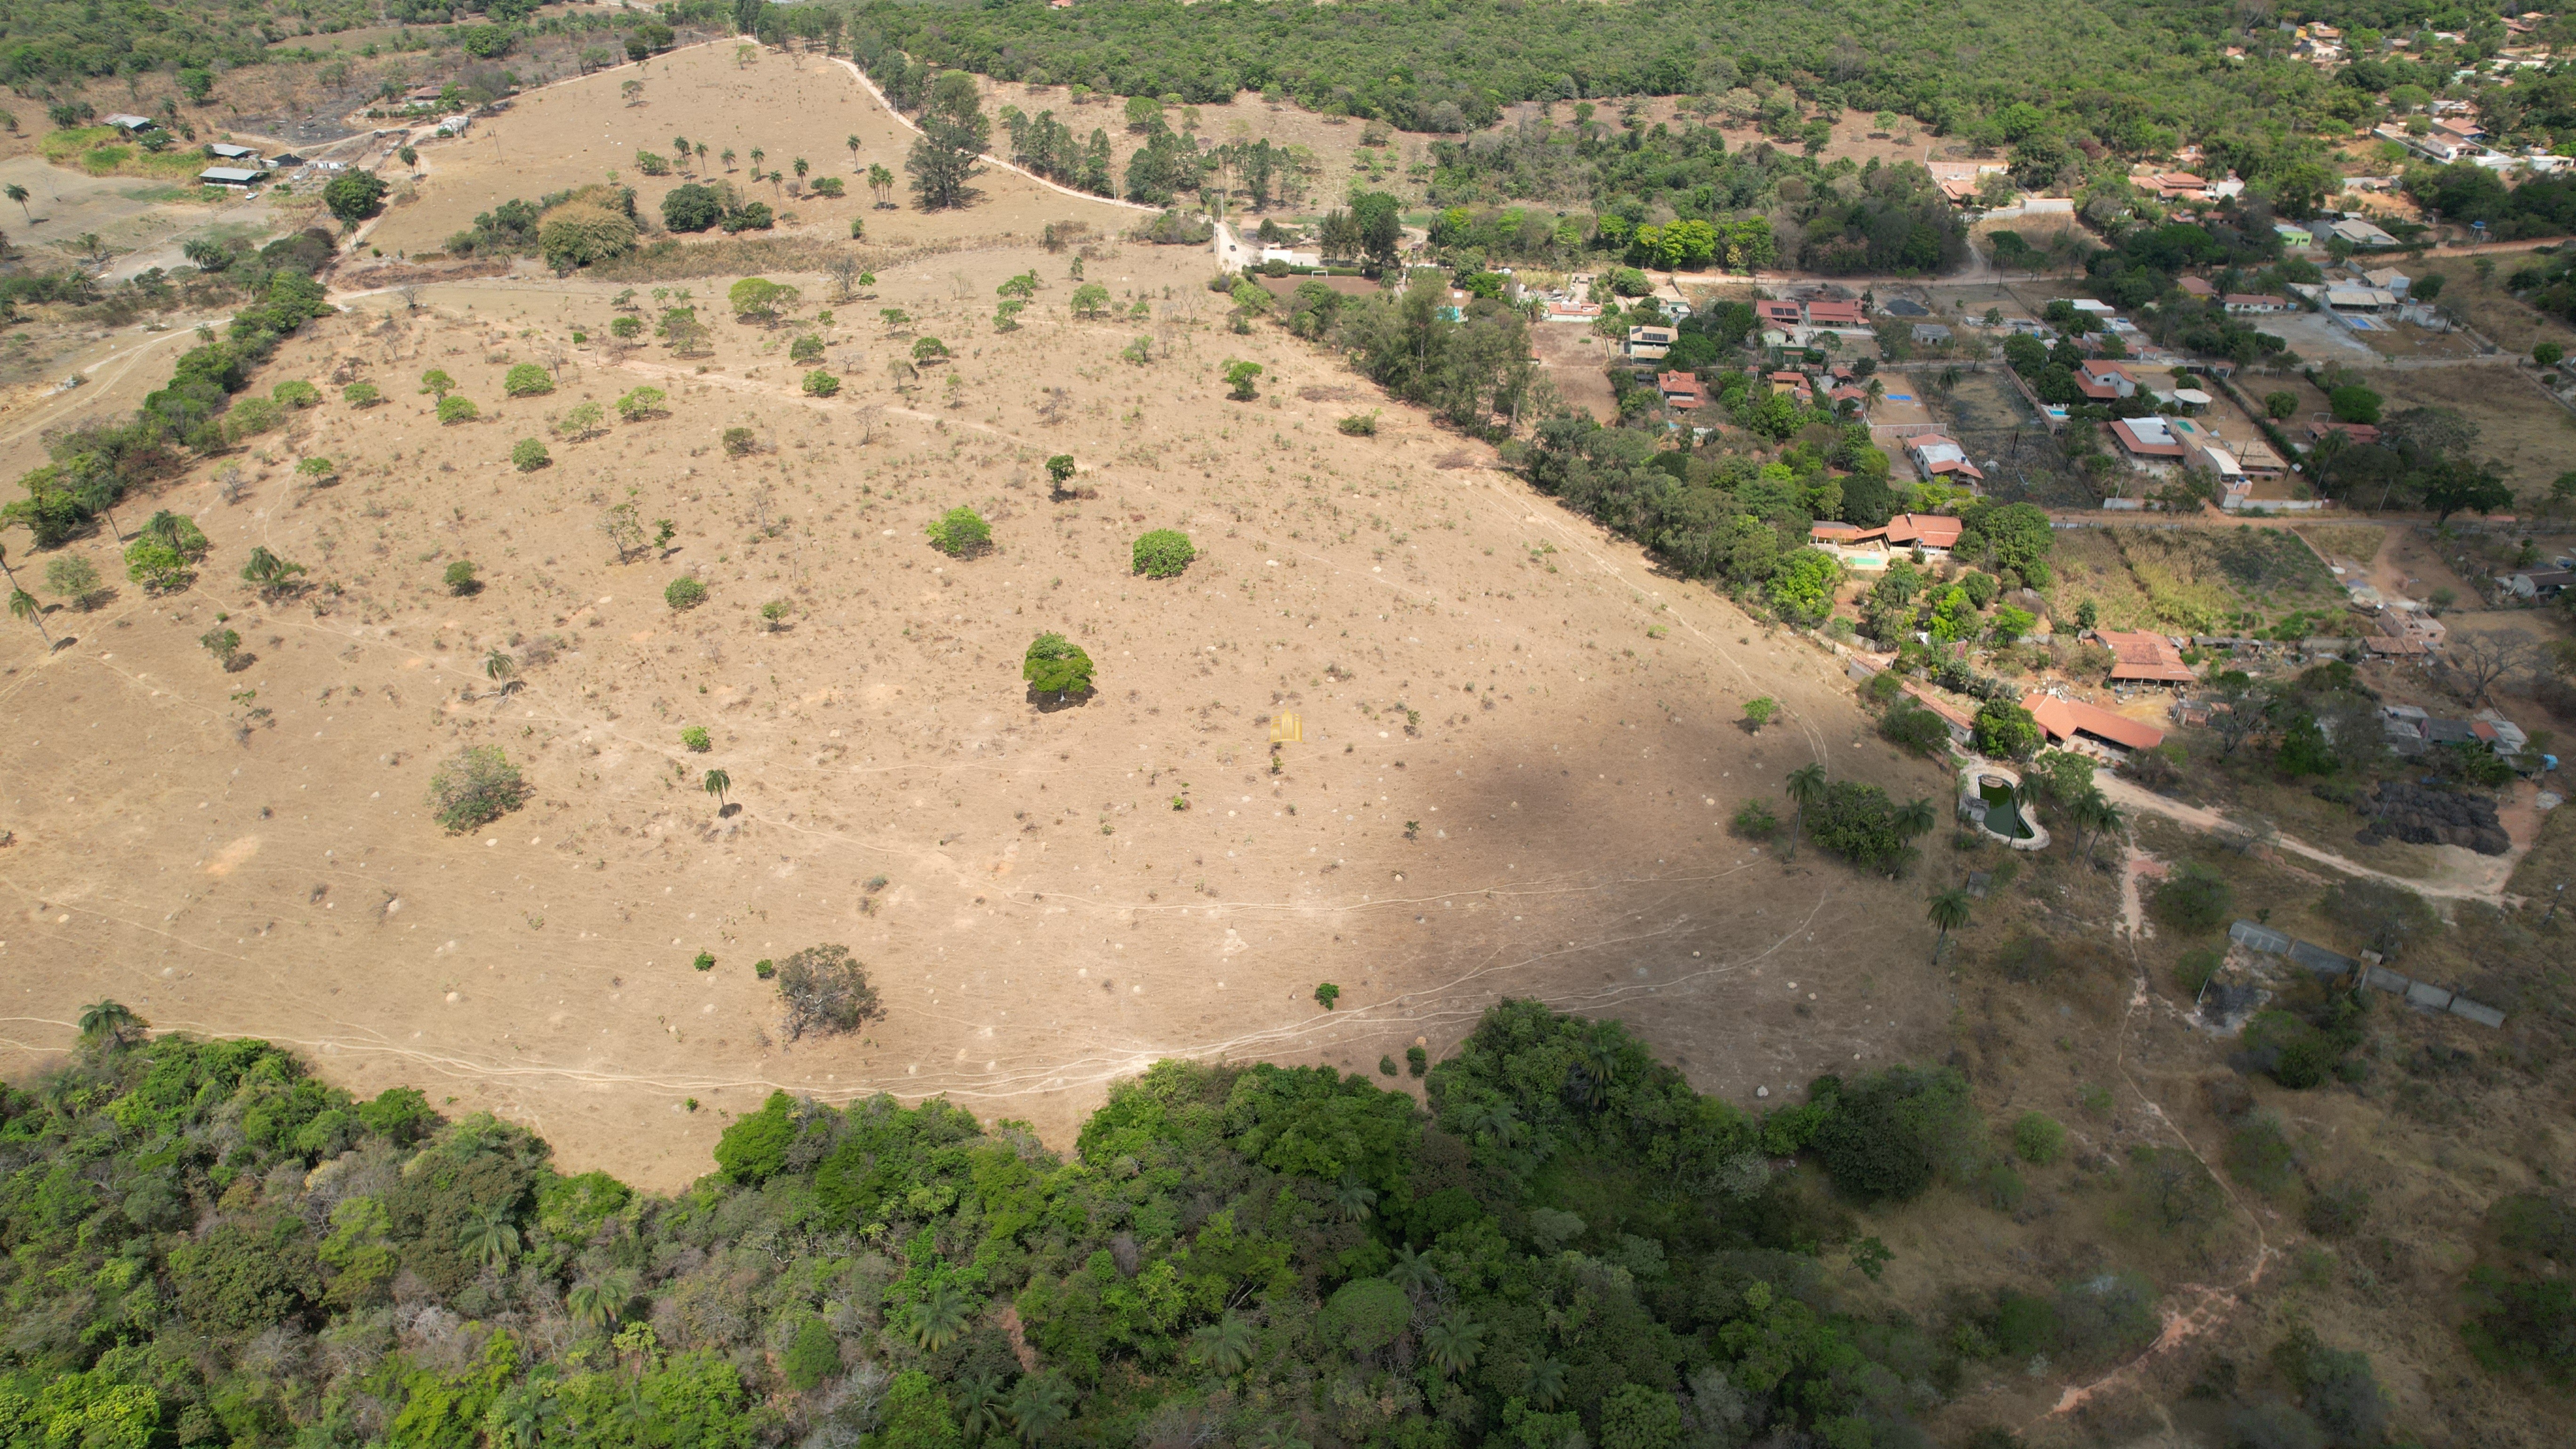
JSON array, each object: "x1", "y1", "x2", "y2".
[
  {"x1": 1805, "y1": 298, "x2": 1866, "y2": 328},
  {"x1": 2324, "y1": 287, "x2": 2399, "y2": 313},
  {"x1": 2089, "y1": 628, "x2": 2198, "y2": 684},
  {"x1": 103, "y1": 113, "x2": 158, "y2": 132},
  {"x1": 2076, "y1": 360, "x2": 2138, "y2": 401},
  {"x1": 1625, "y1": 325, "x2": 1674, "y2": 361},
  {"x1": 2109, "y1": 415, "x2": 2190, "y2": 460},
  {"x1": 1656, "y1": 372, "x2": 1707, "y2": 409},
  {"x1": 2313, "y1": 217, "x2": 2400, "y2": 249},
  {"x1": 1903, "y1": 435, "x2": 1985, "y2": 486},
  {"x1": 2503, "y1": 567, "x2": 2575, "y2": 599},
  {"x1": 2022, "y1": 693, "x2": 2167, "y2": 752},
  {"x1": 1880, "y1": 514, "x2": 1964, "y2": 551},
  {"x1": 2233, "y1": 436, "x2": 2289, "y2": 479},
  {"x1": 198, "y1": 167, "x2": 263, "y2": 189},
  {"x1": 2361, "y1": 267, "x2": 2411, "y2": 296},
  {"x1": 2375, "y1": 607, "x2": 2446, "y2": 651},
  {"x1": 1911, "y1": 322, "x2": 1953, "y2": 344},
  {"x1": 1757, "y1": 301, "x2": 1803, "y2": 330},
  {"x1": 2310, "y1": 420, "x2": 2380, "y2": 446},
  {"x1": 2178, "y1": 276, "x2": 2217, "y2": 298},
  {"x1": 2223, "y1": 293, "x2": 2291, "y2": 314}
]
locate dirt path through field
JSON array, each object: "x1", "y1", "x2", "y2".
[{"x1": 2097, "y1": 774, "x2": 2527, "y2": 905}]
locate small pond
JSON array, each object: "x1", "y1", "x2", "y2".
[{"x1": 1977, "y1": 776, "x2": 2033, "y2": 840}]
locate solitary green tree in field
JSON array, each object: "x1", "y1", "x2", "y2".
[
  {"x1": 1742, "y1": 696, "x2": 1777, "y2": 731},
  {"x1": 9, "y1": 585, "x2": 48, "y2": 645},
  {"x1": 703, "y1": 767, "x2": 731, "y2": 810},
  {"x1": 5, "y1": 184, "x2": 29, "y2": 222},
  {"x1": 1926, "y1": 886, "x2": 1973, "y2": 964},
  {"x1": 1783, "y1": 763, "x2": 1827, "y2": 861},
  {"x1": 1023, "y1": 632, "x2": 1094, "y2": 701},
  {"x1": 78, "y1": 999, "x2": 144, "y2": 1049},
  {"x1": 1046, "y1": 453, "x2": 1077, "y2": 498}
]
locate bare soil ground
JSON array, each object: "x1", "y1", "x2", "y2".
[
  {"x1": 364, "y1": 41, "x2": 1146, "y2": 266},
  {"x1": 0, "y1": 233, "x2": 1959, "y2": 1192},
  {"x1": 2371, "y1": 362, "x2": 2576, "y2": 500}
]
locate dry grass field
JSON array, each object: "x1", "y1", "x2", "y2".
[{"x1": 0, "y1": 225, "x2": 1958, "y2": 1191}]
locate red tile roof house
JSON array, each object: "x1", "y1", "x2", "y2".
[
  {"x1": 2023, "y1": 693, "x2": 2168, "y2": 752},
  {"x1": 2310, "y1": 421, "x2": 2379, "y2": 446},
  {"x1": 2076, "y1": 360, "x2": 2139, "y2": 401},
  {"x1": 1757, "y1": 301, "x2": 1804, "y2": 329},
  {"x1": 1657, "y1": 372, "x2": 1708, "y2": 409},
  {"x1": 2178, "y1": 276, "x2": 2218, "y2": 298},
  {"x1": 1805, "y1": 299, "x2": 1866, "y2": 327},
  {"x1": 1882, "y1": 513, "x2": 1964, "y2": 550},
  {"x1": 2089, "y1": 628, "x2": 2198, "y2": 684},
  {"x1": 1900, "y1": 683, "x2": 1979, "y2": 746}
]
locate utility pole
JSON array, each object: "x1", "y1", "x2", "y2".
[{"x1": 2546, "y1": 882, "x2": 2567, "y2": 927}]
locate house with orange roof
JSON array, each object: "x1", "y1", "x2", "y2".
[
  {"x1": 2022, "y1": 693, "x2": 2167, "y2": 753},
  {"x1": 2088, "y1": 628, "x2": 2197, "y2": 684}
]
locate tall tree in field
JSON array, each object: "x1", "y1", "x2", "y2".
[
  {"x1": 1925, "y1": 887, "x2": 1973, "y2": 964},
  {"x1": 1783, "y1": 763, "x2": 1827, "y2": 861},
  {"x1": 907, "y1": 72, "x2": 989, "y2": 211}
]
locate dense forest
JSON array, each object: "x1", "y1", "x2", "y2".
[{"x1": 2, "y1": 1002, "x2": 2094, "y2": 1449}]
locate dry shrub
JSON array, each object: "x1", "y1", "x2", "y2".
[{"x1": 538, "y1": 189, "x2": 639, "y2": 270}]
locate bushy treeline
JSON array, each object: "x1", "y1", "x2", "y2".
[
  {"x1": 2, "y1": 230, "x2": 338, "y2": 547},
  {"x1": 1274, "y1": 275, "x2": 1546, "y2": 437},
  {"x1": 1421, "y1": 129, "x2": 1962, "y2": 278},
  {"x1": 0, "y1": 1001, "x2": 2179, "y2": 1449}
]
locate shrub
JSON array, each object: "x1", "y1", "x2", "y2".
[
  {"x1": 443, "y1": 560, "x2": 479, "y2": 595},
  {"x1": 1809, "y1": 1066, "x2": 1979, "y2": 1203},
  {"x1": 200, "y1": 627, "x2": 241, "y2": 666},
  {"x1": 801, "y1": 370, "x2": 840, "y2": 397},
  {"x1": 272, "y1": 378, "x2": 321, "y2": 409},
  {"x1": 789, "y1": 334, "x2": 825, "y2": 364},
  {"x1": 1131, "y1": 528, "x2": 1195, "y2": 578},
  {"x1": 925, "y1": 507, "x2": 992, "y2": 557},
  {"x1": 1023, "y1": 632, "x2": 1095, "y2": 700},
  {"x1": 1337, "y1": 411, "x2": 1379, "y2": 436},
  {"x1": 436, "y1": 394, "x2": 478, "y2": 424},
  {"x1": 609, "y1": 315, "x2": 644, "y2": 340},
  {"x1": 1807, "y1": 779, "x2": 1909, "y2": 870},
  {"x1": 2152, "y1": 863, "x2": 2232, "y2": 933},
  {"x1": 665, "y1": 576, "x2": 708, "y2": 611},
  {"x1": 1743, "y1": 696, "x2": 1778, "y2": 729},
  {"x1": 225, "y1": 396, "x2": 282, "y2": 439},
  {"x1": 661, "y1": 182, "x2": 724, "y2": 233},
  {"x1": 1880, "y1": 701, "x2": 1954, "y2": 757},
  {"x1": 721, "y1": 427, "x2": 758, "y2": 457},
  {"x1": 2012, "y1": 1111, "x2": 2065, "y2": 1165},
  {"x1": 510, "y1": 437, "x2": 550, "y2": 471},
  {"x1": 2317, "y1": 878, "x2": 2436, "y2": 961},
  {"x1": 44, "y1": 554, "x2": 100, "y2": 606},
  {"x1": 616, "y1": 386, "x2": 667, "y2": 420},
  {"x1": 784, "y1": 1317, "x2": 841, "y2": 1391},
  {"x1": 2174, "y1": 946, "x2": 2223, "y2": 997},
  {"x1": 680, "y1": 726, "x2": 711, "y2": 752},
  {"x1": 503, "y1": 363, "x2": 554, "y2": 397},
  {"x1": 1406, "y1": 1045, "x2": 1427, "y2": 1077},
  {"x1": 775, "y1": 943, "x2": 883, "y2": 1039},
  {"x1": 2224, "y1": 1115, "x2": 2299, "y2": 1196},
  {"x1": 536, "y1": 198, "x2": 637, "y2": 269},
  {"x1": 343, "y1": 380, "x2": 382, "y2": 407},
  {"x1": 1731, "y1": 799, "x2": 1779, "y2": 837},
  {"x1": 692, "y1": 951, "x2": 716, "y2": 972},
  {"x1": 426, "y1": 744, "x2": 529, "y2": 831}
]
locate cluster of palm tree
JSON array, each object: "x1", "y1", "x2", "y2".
[
  {"x1": 944, "y1": 1361, "x2": 1072, "y2": 1443},
  {"x1": 2064, "y1": 786, "x2": 2125, "y2": 867},
  {"x1": 1780, "y1": 762, "x2": 1936, "y2": 866}
]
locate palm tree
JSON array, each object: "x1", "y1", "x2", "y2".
[
  {"x1": 459, "y1": 1203, "x2": 521, "y2": 1269},
  {"x1": 954, "y1": 1372, "x2": 1007, "y2": 1443},
  {"x1": 907, "y1": 1280, "x2": 972, "y2": 1351},
  {"x1": 78, "y1": 999, "x2": 144, "y2": 1048},
  {"x1": 8, "y1": 586, "x2": 45, "y2": 646},
  {"x1": 567, "y1": 1267, "x2": 637, "y2": 1330},
  {"x1": 2084, "y1": 798, "x2": 2124, "y2": 868},
  {"x1": 749, "y1": 146, "x2": 765, "y2": 173},
  {"x1": 1925, "y1": 887, "x2": 1973, "y2": 964},
  {"x1": 484, "y1": 649, "x2": 515, "y2": 683},
  {"x1": 721, "y1": 147, "x2": 736, "y2": 171},
  {"x1": 1332, "y1": 1175, "x2": 1377, "y2": 1221},
  {"x1": 1388, "y1": 1244, "x2": 1443, "y2": 1297},
  {"x1": 1893, "y1": 797, "x2": 1936, "y2": 844},
  {"x1": 1465, "y1": 1100, "x2": 1521, "y2": 1148},
  {"x1": 702, "y1": 768, "x2": 731, "y2": 810},
  {"x1": 1191, "y1": 1313, "x2": 1256, "y2": 1375},
  {"x1": 693, "y1": 142, "x2": 708, "y2": 170},
  {"x1": 869, "y1": 163, "x2": 894, "y2": 205},
  {"x1": 793, "y1": 156, "x2": 809, "y2": 181},
  {"x1": 5, "y1": 183, "x2": 27, "y2": 222},
  {"x1": 1783, "y1": 763, "x2": 1827, "y2": 860},
  {"x1": 1005, "y1": 1375, "x2": 1071, "y2": 1445},
  {"x1": 1422, "y1": 1315, "x2": 1485, "y2": 1377},
  {"x1": 1578, "y1": 1030, "x2": 1621, "y2": 1111},
  {"x1": 846, "y1": 134, "x2": 862, "y2": 168},
  {"x1": 1522, "y1": 1356, "x2": 1567, "y2": 1409}
]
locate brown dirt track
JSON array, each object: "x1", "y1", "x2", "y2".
[{"x1": 0, "y1": 56, "x2": 1958, "y2": 1193}]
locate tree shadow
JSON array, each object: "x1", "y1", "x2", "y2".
[
  {"x1": 1026, "y1": 687, "x2": 1093, "y2": 712},
  {"x1": 719, "y1": 802, "x2": 741, "y2": 819},
  {"x1": 223, "y1": 653, "x2": 257, "y2": 674}
]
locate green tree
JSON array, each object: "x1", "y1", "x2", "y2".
[
  {"x1": 1783, "y1": 762, "x2": 1827, "y2": 860},
  {"x1": 427, "y1": 745, "x2": 529, "y2": 831},
  {"x1": 419, "y1": 369, "x2": 457, "y2": 398},
  {"x1": 1046, "y1": 453, "x2": 1077, "y2": 496},
  {"x1": 1224, "y1": 360, "x2": 1263, "y2": 400},
  {"x1": 510, "y1": 437, "x2": 551, "y2": 471},
  {"x1": 1023, "y1": 632, "x2": 1094, "y2": 700},
  {"x1": 444, "y1": 560, "x2": 479, "y2": 595},
  {"x1": 881, "y1": 1370, "x2": 964, "y2": 1449},
  {"x1": 457, "y1": 1203, "x2": 520, "y2": 1269},
  {"x1": 1926, "y1": 886, "x2": 1972, "y2": 963},
  {"x1": 908, "y1": 72, "x2": 990, "y2": 211},
  {"x1": 503, "y1": 363, "x2": 554, "y2": 397},
  {"x1": 1131, "y1": 529, "x2": 1195, "y2": 577},
  {"x1": 729, "y1": 277, "x2": 798, "y2": 322},
  {"x1": 323, "y1": 171, "x2": 389, "y2": 227},
  {"x1": 703, "y1": 768, "x2": 731, "y2": 809},
  {"x1": 907, "y1": 1280, "x2": 972, "y2": 1351},
  {"x1": 1742, "y1": 696, "x2": 1778, "y2": 730},
  {"x1": 1422, "y1": 1314, "x2": 1485, "y2": 1377},
  {"x1": 437, "y1": 394, "x2": 479, "y2": 424},
  {"x1": 8, "y1": 584, "x2": 45, "y2": 645},
  {"x1": 44, "y1": 553, "x2": 100, "y2": 608},
  {"x1": 77, "y1": 998, "x2": 144, "y2": 1048},
  {"x1": 1191, "y1": 1314, "x2": 1256, "y2": 1376},
  {"x1": 1972, "y1": 700, "x2": 2041, "y2": 759}
]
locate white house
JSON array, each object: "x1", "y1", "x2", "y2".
[{"x1": 102, "y1": 113, "x2": 158, "y2": 132}]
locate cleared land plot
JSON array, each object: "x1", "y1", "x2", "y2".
[
  {"x1": 1925, "y1": 369, "x2": 2086, "y2": 506},
  {"x1": 2045, "y1": 526, "x2": 2346, "y2": 634},
  {"x1": 2371, "y1": 362, "x2": 2576, "y2": 501}
]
